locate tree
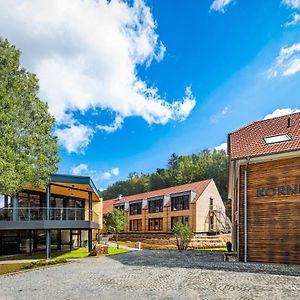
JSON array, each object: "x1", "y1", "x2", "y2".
[
  {"x1": 104, "y1": 208, "x2": 127, "y2": 248},
  {"x1": 171, "y1": 222, "x2": 194, "y2": 250},
  {"x1": 0, "y1": 38, "x2": 59, "y2": 195}
]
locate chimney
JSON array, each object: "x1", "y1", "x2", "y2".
[
  {"x1": 288, "y1": 117, "x2": 292, "y2": 128},
  {"x1": 117, "y1": 194, "x2": 122, "y2": 201}
]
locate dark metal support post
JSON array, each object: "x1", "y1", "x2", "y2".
[
  {"x1": 88, "y1": 229, "x2": 92, "y2": 252},
  {"x1": 88, "y1": 192, "x2": 92, "y2": 221},
  {"x1": 46, "y1": 184, "x2": 51, "y2": 259},
  {"x1": 29, "y1": 230, "x2": 32, "y2": 256}
]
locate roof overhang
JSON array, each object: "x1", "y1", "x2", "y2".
[
  {"x1": 232, "y1": 149, "x2": 300, "y2": 165},
  {"x1": 27, "y1": 174, "x2": 101, "y2": 202}
]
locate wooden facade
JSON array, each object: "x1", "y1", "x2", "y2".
[{"x1": 232, "y1": 157, "x2": 300, "y2": 264}]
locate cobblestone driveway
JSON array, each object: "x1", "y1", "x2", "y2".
[{"x1": 0, "y1": 250, "x2": 299, "y2": 300}]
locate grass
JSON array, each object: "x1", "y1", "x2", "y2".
[
  {"x1": 0, "y1": 246, "x2": 129, "y2": 262},
  {"x1": 0, "y1": 247, "x2": 128, "y2": 276},
  {"x1": 0, "y1": 263, "x2": 28, "y2": 276},
  {"x1": 0, "y1": 259, "x2": 67, "y2": 276}
]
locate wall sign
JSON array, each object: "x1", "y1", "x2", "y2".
[{"x1": 256, "y1": 185, "x2": 300, "y2": 197}]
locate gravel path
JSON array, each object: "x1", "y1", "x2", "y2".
[{"x1": 0, "y1": 250, "x2": 299, "y2": 300}]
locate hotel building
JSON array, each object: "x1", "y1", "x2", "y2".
[
  {"x1": 0, "y1": 174, "x2": 102, "y2": 258},
  {"x1": 228, "y1": 112, "x2": 300, "y2": 264},
  {"x1": 103, "y1": 179, "x2": 230, "y2": 235}
]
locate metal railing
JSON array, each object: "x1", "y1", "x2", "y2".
[{"x1": 0, "y1": 207, "x2": 99, "y2": 223}]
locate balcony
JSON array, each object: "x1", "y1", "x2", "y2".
[{"x1": 0, "y1": 207, "x2": 100, "y2": 230}]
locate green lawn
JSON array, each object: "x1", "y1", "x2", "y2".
[
  {"x1": 0, "y1": 247, "x2": 129, "y2": 262},
  {"x1": 0, "y1": 263, "x2": 28, "y2": 275},
  {"x1": 0, "y1": 247, "x2": 128, "y2": 276}
]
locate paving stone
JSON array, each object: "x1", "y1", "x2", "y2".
[{"x1": 0, "y1": 250, "x2": 299, "y2": 300}]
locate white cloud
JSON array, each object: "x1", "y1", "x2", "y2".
[
  {"x1": 0, "y1": 0, "x2": 196, "y2": 151},
  {"x1": 263, "y1": 108, "x2": 300, "y2": 119},
  {"x1": 284, "y1": 13, "x2": 300, "y2": 27},
  {"x1": 210, "y1": 0, "x2": 233, "y2": 13},
  {"x1": 54, "y1": 124, "x2": 93, "y2": 154},
  {"x1": 97, "y1": 115, "x2": 124, "y2": 133},
  {"x1": 267, "y1": 43, "x2": 300, "y2": 78},
  {"x1": 214, "y1": 143, "x2": 228, "y2": 152},
  {"x1": 71, "y1": 164, "x2": 88, "y2": 176},
  {"x1": 111, "y1": 168, "x2": 120, "y2": 176},
  {"x1": 70, "y1": 164, "x2": 120, "y2": 182},
  {"x1": 211, "y1": 106, "x2": 232, "y2": 123},
  {"x1": 282, "y1": 0, "x2": 300, "y2": 9}
]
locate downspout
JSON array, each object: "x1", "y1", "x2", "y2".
[{"x1": 244, "y1": 157, "x2": 251, "y2": 263}]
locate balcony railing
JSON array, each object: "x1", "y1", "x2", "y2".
[{"x1": 0, "y1": 207, "x2": 99, "y2": 223}]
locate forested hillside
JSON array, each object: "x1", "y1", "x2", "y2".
[{"x1": 101, "y1": 150, "x2": 229, "y2": 206}]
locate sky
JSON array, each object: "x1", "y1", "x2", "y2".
[{"x1": 1, "y1": 0, "x2": 300, "y2": 190}]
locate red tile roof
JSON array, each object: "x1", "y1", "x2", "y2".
[
  {"x1": 102, "y1": 179, "x2": 212, "y2": 215},
  {"x1": 229, "y1": 112, "x2": 300, "y2": 159}
]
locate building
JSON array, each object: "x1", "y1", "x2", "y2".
[
  {"x1": 0, "y1": 174, "x2": 102, "y2": 258},
  {"x1": 228, "y1": 112, "x2": 300, "y2": 264},
  {"x1": 103, "y1": 179, "x2": 230, "y2": 235}
]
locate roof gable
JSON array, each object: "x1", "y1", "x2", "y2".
[{"x1": 229, "y1": 112, "x2": 300, "y2": 159}]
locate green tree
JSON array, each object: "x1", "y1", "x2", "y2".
[
  {"x1": 171, "y1": 222, "x2": 194, "y2": 250},
  {"x1": 0, "y1": 38, "x2": 59, "y2": 195},
  {"x1": 104, "y1": 208, "x2": 127, "y2": 248}
]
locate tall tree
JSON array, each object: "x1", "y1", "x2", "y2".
[
  {"x1": 0, "y1": 38, "x2": 59, "y2": 195},
  {"x1": 104, "y1": 208, "x2": 127, "y2": 248}
]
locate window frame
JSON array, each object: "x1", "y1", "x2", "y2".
[
  {"x1": 148, "y1": 198, "x2": 163, "y2": 214},
  {"x1": 171, "y1": 194, "x2": 190, "y2": 211}
]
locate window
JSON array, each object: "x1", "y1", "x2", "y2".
[
  {"x1": 129, "y1": 202, "x2": 142, "y2": 215},
  {"x1": 171, "y1": 194, "x2": 190, "y2": 211},
  {"x1": 129, "y1": 219, "x2": 142, "y2": 231},
  {"x1": 264, "y1": 134, "x2": 291, "y2": 144},
  {"x1": 171, "y1": 216, "x2": 189, "y2": 228},
  {"x1": 148, "y1": 218, "x2": 163, "y2": 231},
  {"x1": 114, "y1": 204, "x2": 125, "y2": 211},
  {"x1": 148, "y1": 198, "x2": 163, "y2": 213}
]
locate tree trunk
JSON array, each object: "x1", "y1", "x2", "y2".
[{"x1": 116, "y1": 233, "x2": 119, "y2": 249}]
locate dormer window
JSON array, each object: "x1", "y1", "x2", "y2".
[{"x1": 264, "y1": 134, "x2": 291, "y2": 145}]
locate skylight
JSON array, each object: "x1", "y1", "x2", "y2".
[{"x1": 264, "y1": 134, "x2": 291, "y2": 144}]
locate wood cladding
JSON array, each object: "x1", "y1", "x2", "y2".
[{"x1": 239, "y1": 157, "x2": 300, "y2": 264}]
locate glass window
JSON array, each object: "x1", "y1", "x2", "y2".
[
  {"x1": 171, "y1": 194, "x2": 190, "y2": 211},
  {"x1": 0, "y1": 195, "x2": 5, "y2": 208},
  {"x1": 148, "y1": 198, "x2": 163, "y2": 213},
  {"x1": 129, "y1": 202, "x2": 142, "y2": 215},
  {"x1": 129, "y1": 219, "x2": 142, "y2": 231},
  {"x1": 264, "y1": 134, "x2": 291, "y2": 144},
  {"x1": 148, "y1": 218, "x2": 163, "y2": 231},
  {"x1": 114, "y1": 204, "x2": 125, "y2": 211},
  {"x1": 171, "y1": 216, "x2": 189, "y2": 228}
]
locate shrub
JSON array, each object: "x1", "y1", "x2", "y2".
[
  {"x1": 171, "y1": 222, "x2": 194, "y2": 250},
  {"x1": 21, "y1": 258, "x2": 67, "y2": 270}
]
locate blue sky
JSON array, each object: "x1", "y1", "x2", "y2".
[{"x1": 1, "y1": 0, "x2": 300, "y2": 189}]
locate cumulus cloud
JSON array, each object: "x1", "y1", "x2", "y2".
[
  {"x1": 71, "y1": 164, "x2": 120, "y2": 182},
  {"x1": 267, "y1": 43, "x2": 300, "y2": 78},
  {"x1": 282, "y1": 0, "x2": 300, "y2": 9},
  {"x1": 0, "y1": 0, "x2": 196, "y2": 151},
  {"x1": 111, "y1": 168, "x2": 120, "y2": 176},
  {"x1": 71, "y1": 164, "x2": 88, "y2": 176},
  {"x1": 54, "y1": 124, "x2": 93, "y2": 154},
  {"x1": 210, "y1": 0, "x2": 234, "y2": 13},
  {"x1": 263, "y1": 108, "x2": 300, "y2": 119},
  {"x1": 214, "y1": 143, "x2": 228, "y2": 152},
  {"x1": 284, "y1": 13, "x2": 300, "y2": 27}
]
